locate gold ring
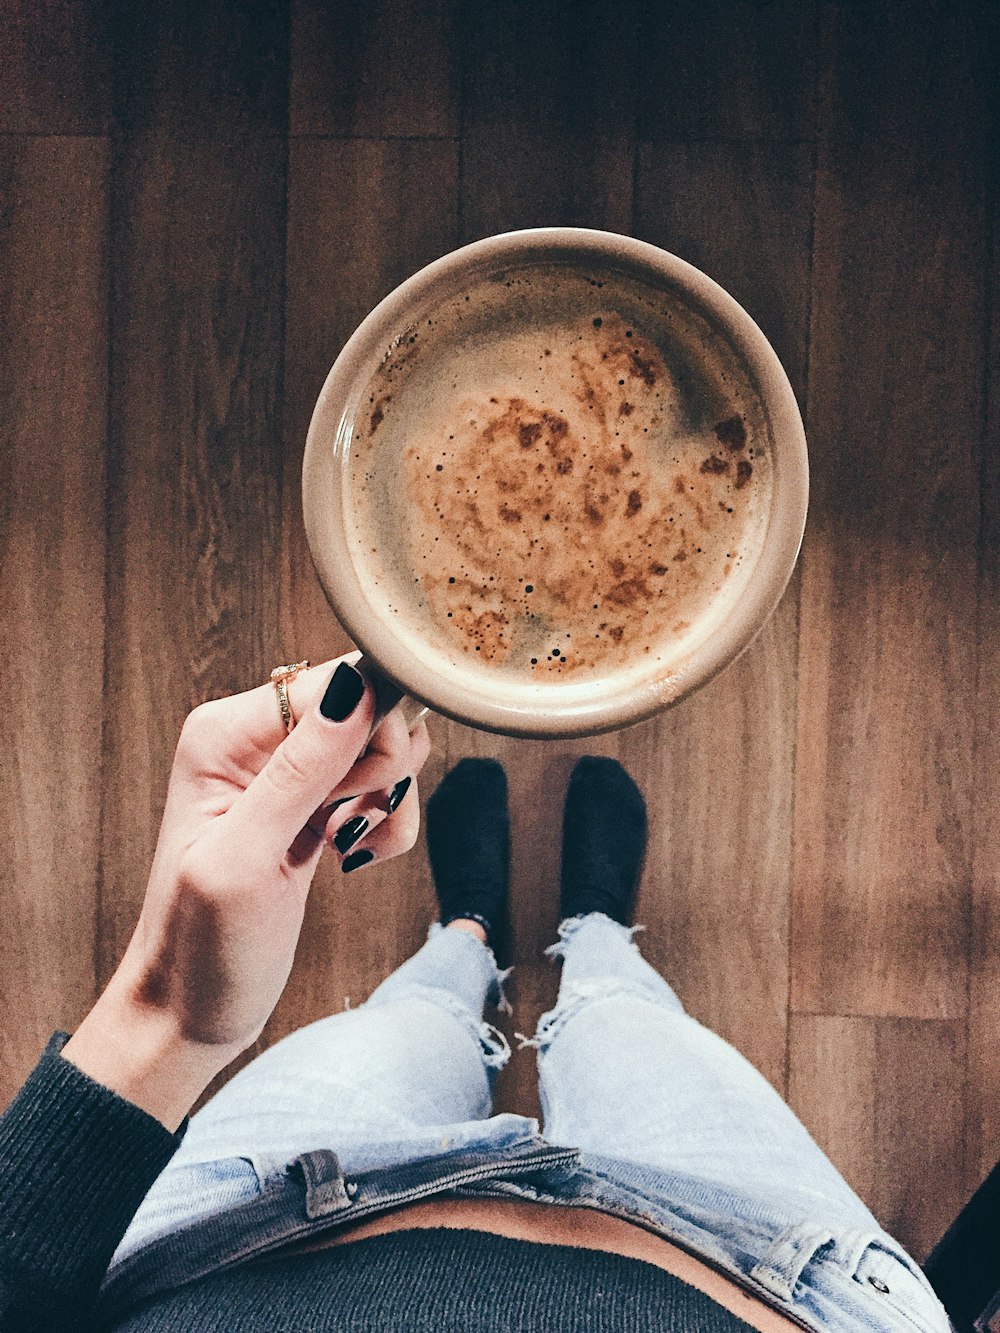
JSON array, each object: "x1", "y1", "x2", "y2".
[{"x1": 269, "y1": 661, "x2": 310, "y2": 732}]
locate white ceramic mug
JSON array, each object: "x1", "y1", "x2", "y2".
[{"x1": 303, "y1": 227, "x2": 808, "y2": 739}]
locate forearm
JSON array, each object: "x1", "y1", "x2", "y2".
[{"x1": 62, "y1": 961, "x2": 235, "y2": 1135}]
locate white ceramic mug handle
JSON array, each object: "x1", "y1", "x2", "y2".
[{"x1": 358, "y1": 655, "x2": 430, "y2": 738}]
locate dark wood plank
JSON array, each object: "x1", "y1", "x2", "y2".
[
  {"x1": 111, "y1": 1, "x2": 288, "y2": 139},
  {"x1": 265, "y1": 138, "x2": 459, "y2": 1049},
  {"x1": 635, "y1": 141, "x2": 814, "y2": 399},
  {"x1": 0, "y1": 138, "x2": 108, "y2": 1102},
  {"x1": 0, "y1": 0, "x2": 111, "y2": 134},
  {"x1": 636, "y1": 0, "x2": 818, "y2": 143},
  {"x1": 461, "y1": 131, "x2": 633, "y2": 240},
  {"x1": 791, "y1": 3, "x2": 986, "y2": 1019},
  {"x1": 789, "y1": 1014, "x2": 967, "y2": 1262},
  {"x1": 460, "y1": 0, "x2": 635, "y2": 240},
  {"x1": 291, "y1": 0, "x2": 459, "y2": 137}
]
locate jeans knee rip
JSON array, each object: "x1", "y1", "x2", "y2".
[
  {"x1": 366, "y1": 983, "x2": 511, "y2": 1070},
  {"x1": 513, "y1": 979, "x2": 653, "y2": 1052},
  {"x1": 543, "y1": 914, "x2": 646, "y2": 963}
]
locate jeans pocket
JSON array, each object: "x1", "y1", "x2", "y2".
[{"x1": 851, "y1": 1236, "x2": 950, "y2": 1333}]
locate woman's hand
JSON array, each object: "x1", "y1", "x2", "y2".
[{"x1": 62, "y1": 657, "x2": 431, "y2": 1131}]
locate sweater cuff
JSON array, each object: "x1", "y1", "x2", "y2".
[{"x1": 0, "y1": 1032, "x2": 185, "y2": 1291}]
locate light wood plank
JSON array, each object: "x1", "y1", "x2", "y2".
[
  {"x1": 291, "y1": 0, "x2": 459, "y2": 137},
  {"x1": 99, "y1": 22, "x2": 288, "y2": 993},
  {"x1": 631, "y1": 142, "x2": 814, "y2": 1095},
  {"x1": 792, "y1": 19, "x2": 986, "y2": 1016},
  {"x1": 967, "y1": 139, "x2": 1000, "y2": 1190},
  {"x1": 789, "y1": 1013, "x2": 967, "y2": 1262},
  {"x1": 0, "y1": 138, "x2": 108, "y2": 1101}
]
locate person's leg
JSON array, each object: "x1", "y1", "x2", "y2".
[
  {"x1": 531, "y1": 911, "x2": 873, "y2": 1223},
  {"x1": 526, "y1": 756, "x2": 876, "y2": 1226}
]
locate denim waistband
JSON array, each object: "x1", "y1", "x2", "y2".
[{"x1": 99, "y1": 1134, "x2": 949, "y2": 1333}]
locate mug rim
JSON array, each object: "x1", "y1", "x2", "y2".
[{"x1": 303, "y1": 226, "x2": 808, "y2": 738}]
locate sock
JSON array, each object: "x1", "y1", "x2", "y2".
[
  {"x1": 426, "y1": 758, "x2": 510, "y2": 957},
  {"x1": 559, "y1": 756, "x2": 647, "y2": 926}
]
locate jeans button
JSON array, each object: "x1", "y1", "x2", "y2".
[{"x1": 868, "y1": 1276, "x2": 890, "y2": 1294}]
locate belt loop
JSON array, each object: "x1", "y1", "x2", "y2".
[
  {"x1": 751, "y1": 1225, "x2": 835, "y2": 1300},
  {"x1": 294, "y1": 1150, "x2": 356, "y2": 1220}
]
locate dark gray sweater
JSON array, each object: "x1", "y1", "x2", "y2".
[{"x1": 0, "y1": 1034, "x2": 752, "y2": 1331}]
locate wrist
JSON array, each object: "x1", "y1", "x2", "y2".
[{"x1": 62, "y1": 973, "x2": 232, "y2": 1133}]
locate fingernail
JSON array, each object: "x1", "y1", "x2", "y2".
[
  {"x1": 342, "y1": 849, "x2": 375, "y2": 874},
  {"x1": 320, "y1": 662, "x2": 365, "y2": 722},
  {"x1": 387, "y1": 776, "x2": 412, "y2": 813},
  {"x1": 334, "y1": 815, "x2": 369, "y2": 854}
]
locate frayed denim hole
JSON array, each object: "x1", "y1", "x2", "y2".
[
  {"x1": 491, "y1": 964, "x2": 514, "y2": 1015},
  {"x1": 520, "y1": 980, "x2": 665, "y2": 1055},
  {"x1": 479, "y1": 1020, "x2": 512, "y2": 1070},
  {"x1": 544, "y1": 914, "x2": 647, "y2": 963}
]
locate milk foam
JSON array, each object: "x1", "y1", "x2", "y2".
[{"x1": 344, "y1": 264, "x2": 772, "y2": 697}]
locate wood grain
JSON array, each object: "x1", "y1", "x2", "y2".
[
  {"x1": 266, "y1": 137, "x2": 459, "y2": 1051},
  {"x1": 98, "y1": 1, "x2": 289, "y2": 990},
  {"x1": 0, "y1": 0, "x2": 111, "y2": 134},
  {"x1": 630, "y1": 140, "x2": 813, "y2": 1094},
  {"x1": 291, "y1": 0, "x2": 459, "y2": 137},
  {"x1": 791, "y1": 20, "x2": 986, "y2": 1016},
  {"x1": 460, "y1": 0, "x2": 635, "y2": 241},
  {"x1": 967, "y1": 142, "x2": 1000, "y2": 1190},
  {"x1": 0, "y1": 138, "x2": 109, "y2": 1102},
  {"x1": 789, "y1": 1013, "x2": 967, "y2": 1261},
  {"x1": 635, "y1": 0, "x2": 818, "y2": 144}
]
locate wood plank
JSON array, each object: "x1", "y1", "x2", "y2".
[
  {"x1": 291, "y1": 0, "x2": 459, "y2": 137},
  {"x1": 0, "y1": 0, "x2": 111, "y2": 134},
  {"x1": 629, "y1": 141, "x2": 814, "y2": 1095},
  {"x1": 0, "y1": 138, "x2": 108, "y2": 1103},
  {"x1": 791, "y1": 4, "x2": 986, "y2": 1018},
  {"x1": 635, "y1": 0, "x2": 818, "y2": 143},
  {"x1": 789, "y1": 1014, "x2": 967, "y2": 1262},
  {"x1": 265, "y1": 138, "x2": 459, "y2": 1049},
  {"x1": 111, "y1": 2, "x2": 288, "y2": 139},
  {"x1": 967, "y1": 115, "x2": 1000, "y2": 1190},
  {"x1": 635, "y1": 141, "x2": 814, "y2": 399},
  {"x1": 98, "y1": 5, "x2": 289, "y2": 989},
  {"x1": 460, "y1": 0, "x2": 635, "y2": 240}
]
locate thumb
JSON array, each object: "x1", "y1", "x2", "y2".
[{"x1": 225, "y1": 661, "x2": 375, "y2": 857}]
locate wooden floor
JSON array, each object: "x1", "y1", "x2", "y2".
[{"x1": 2, "y1": 0, "x2": 997, "y2": 1263}]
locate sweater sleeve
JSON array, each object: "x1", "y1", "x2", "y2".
[{"x1": 0, "y1": 1032, "x2": 186, "y2": 1333}]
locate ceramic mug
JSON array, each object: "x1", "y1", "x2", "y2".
[{"x1": 302, "y1": 227, "x2": 808, "y2": 739}]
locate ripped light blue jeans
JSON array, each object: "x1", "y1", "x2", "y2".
[{"x1": 101, "y1": 914, "x2": 950, "y2": 1333}]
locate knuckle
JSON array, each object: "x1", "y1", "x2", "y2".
[
  {"x1": 177, "y1": 699, "x2": 227, "y2": 761},
  {"x1": 264, "y1": 737, "x2": 316, "y2": 794}
]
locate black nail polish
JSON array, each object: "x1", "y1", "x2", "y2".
[
  {"x1": 387, "y1": 776, "x2": 412, "y2": 813},
  {"x1": 334, "y1": 815, "x2": 369, "y2": 854},
  {"x1": 320, "y1": 662, "x2": 365, "y2": 721},
  {"x1": 342, "y1": 849, "x2": 375, "y2": 874}
]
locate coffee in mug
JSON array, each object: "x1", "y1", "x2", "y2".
[
  {"x1": 344, "y1": 264, "x2": 771, "y2": 691},
  {"x1": 303, "y1": 229, "x2": 806, "y2": 738}
]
